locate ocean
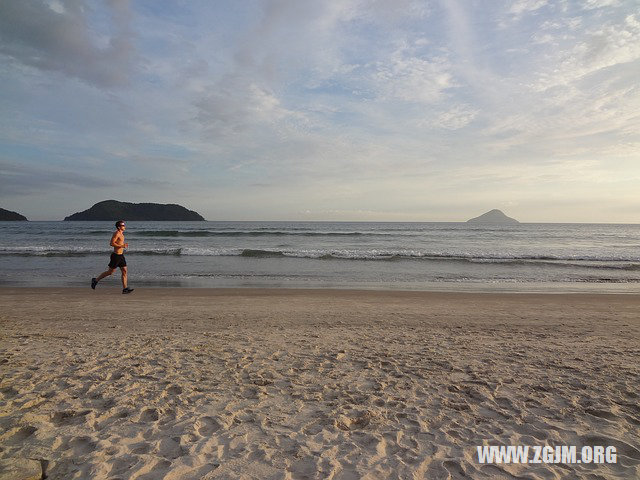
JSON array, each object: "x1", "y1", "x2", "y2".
[{"x1": 1, "y1": 221, "x2": 639, "y2": 292}]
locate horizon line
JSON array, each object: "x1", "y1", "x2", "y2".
[{"x1": 11, "y1": 219, "x2": 640, "y2": 225}]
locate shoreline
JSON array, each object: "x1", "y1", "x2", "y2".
[
  {"x1": 2, "y1": 288, "x2": 639, "y2": 479},
  {"x1": 2, "y1": 281, "x2": 640, "y2": 295},
  {"x1": 2, "y1": 286, "x2": 640, "y2": 305}
]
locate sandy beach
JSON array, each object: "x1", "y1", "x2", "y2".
[{"x1": 1, "y1": 288, "x2": 639, "y2": 479}]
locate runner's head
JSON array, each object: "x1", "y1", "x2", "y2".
[{"x1": 115, "y1": 220, "x2": 126, "y2": 231}]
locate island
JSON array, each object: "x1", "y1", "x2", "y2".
[
  {"x1": 0, "y1": 207, "x2": 28, "y2": 221},
  {"x1": 64, "y1": 200, "x2": 205, "y2": 221},
  {"x1": 466, "y1": 209, "x2": 519, "y2": 224}
]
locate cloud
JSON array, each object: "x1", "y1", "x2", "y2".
[
  {"x1": 532, "y1": 13, "x2": 640, "y2": 91},
  {"x1": 373, "y1": 48, "x2": 454, "y2": 104},
  {"x1": 187, "y1": 0, "x2": 457, "y2": 173},
  {"x1": 0, "y1": 0, "x2": 135, "y2": 88},
  {"x1": 432, "y1": 105, "x2": 479, "y2": 130},
  {"x1": 509, "y1": 0, "x2": 548, "y2": 16},
  {"x1": 583, "y1": 0, "x2": 620, "y2": 9},
  {"x1": 1, "y1": 1, "x2": 639, "y2": 221},
  {"x1": 195, "y1": 78, "x2": 303, "y2": 139},
  {"x1": 0, "y1": 159, "x2": 175, "y2": 198},
  {"x1": 469, "y1": 4, "x2": 640, "y2": 164},
  {"x1": 0, "y1": 162, "x2": 114, "y2": 196}
]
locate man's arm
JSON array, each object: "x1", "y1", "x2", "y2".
[{"x1": 110, "y1": 232, "x2": 127, "y2": 248}]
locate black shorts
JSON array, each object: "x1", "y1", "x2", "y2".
[{"x1": 108, "y1": 253, "x2": 127, "y2": 269}]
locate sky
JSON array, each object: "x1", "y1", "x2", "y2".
[{"x1": 0, "y1": 0, "x2": 639, "y2": 222}]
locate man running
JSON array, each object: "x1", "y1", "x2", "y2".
[{"x1": 91, "y1": 220, "x2": 134, "y2": 294}]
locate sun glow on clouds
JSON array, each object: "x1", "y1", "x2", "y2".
[{"x1": 0, "y1": 0, "x2": 638, "y2": 222}]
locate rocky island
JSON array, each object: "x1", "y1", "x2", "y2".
[
  {"x1": 467, "y1": 209, "x2": 519, "y2": 224},
  {"x1": 64, "y1": 200, "x2": 205, "y2": 221},
  {"x1": 0, "y1": 207, "x2": 28, "y2": 221}
]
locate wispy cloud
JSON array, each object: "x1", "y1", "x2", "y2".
[
  {"x1": 532, "y1": 13, "x2": 640, "y2": 91},
  {"x1": 0, "y1": 161, "x2": 113, "y2": 196},
  {"x1": 0, "y1": 0, "x2": 135, "y2": 88},
  {"x1": 509, "y1": 0, "x2": 549, "y2": 17},
  {"x1": 372, "y1": 46, "x2": 454, "y2": 103}
]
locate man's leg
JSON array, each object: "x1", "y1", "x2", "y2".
[
  {"x1": 120, "y1": 266, "x2": 128, "y2": 289},
  {"x1": 92, "y1": 268, "x2": 115, "y2": 289},
  {"x1": 96, "y1": 268, "x2": 115, "y2": 282}
]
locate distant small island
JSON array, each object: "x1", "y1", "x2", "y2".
[
  {"x1": 64, "y1": 200, "x2": 205, "y2": 221},
  {"x1": 467, "y1": 209, "x2": 519, "y2": 224},
  {"x1": 0, "y1": 207, "x2": 28, "y2": 221}
]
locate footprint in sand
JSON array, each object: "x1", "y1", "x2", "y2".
[
  {"x1": 134, "y1": 458, "x2": 172, "y2": 480},
  {"x1": 156, "y1": 437, "x2": 184, "y2": 460},
  {"x1": 195, "y1": 416, "x2": 222, "y2": 436},
  {"x1": 335, "y1": 411, "x2": 375, "y2": 431},
  {"x1": 252, "y1": 377, "x2": 272, "y2": 386},
  {"x1": 130, "y1": 441, "x2": 152, "y2": 454},
  {"x1": 51, "y1": 410, "x2": 91, "y2": 427},
  {"x1": 443, "y1": 459, "x2": 466, "y2": 477},
  {"x1": 165, "y1": 384, "x2": 183, "y2": 395},
  {"x1": 0, "y1": 386, "x2": 18, "y2": 398},
  {"x1": 495, "y1": 396, "x2": 514, "y2": 410},
  {"x1": 107, "y1": 370, "x2": 125, "y2": 381},
  {"x1": 580, "y1": 435, "x2": 640, "y2": 461},
  {"x1": 5, "y1": 425, "x2": 37, "y2": 445},
  {"x1": 114, "y1": 408, "x2": 130, "y2": 419},
  {"x1": 69, "y1": 436, "x2": 98, "y2": 455},
  {"x1": 107, "y1": 454, "x2": 138, "y2": 478},
  {"x1": 585, "y1": 407, "x2": 618, "y2": 421},
  {"x1": 139, "y1": 408, "x2": 159, "y2": 423}
]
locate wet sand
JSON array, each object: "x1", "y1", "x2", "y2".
[{"x1": 1, "y1": 288, "x2": 639, "y2": 479}]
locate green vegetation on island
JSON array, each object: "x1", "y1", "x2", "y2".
[{"x1": 64, "y1": 200, "x2": 205, "y2": 221}]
